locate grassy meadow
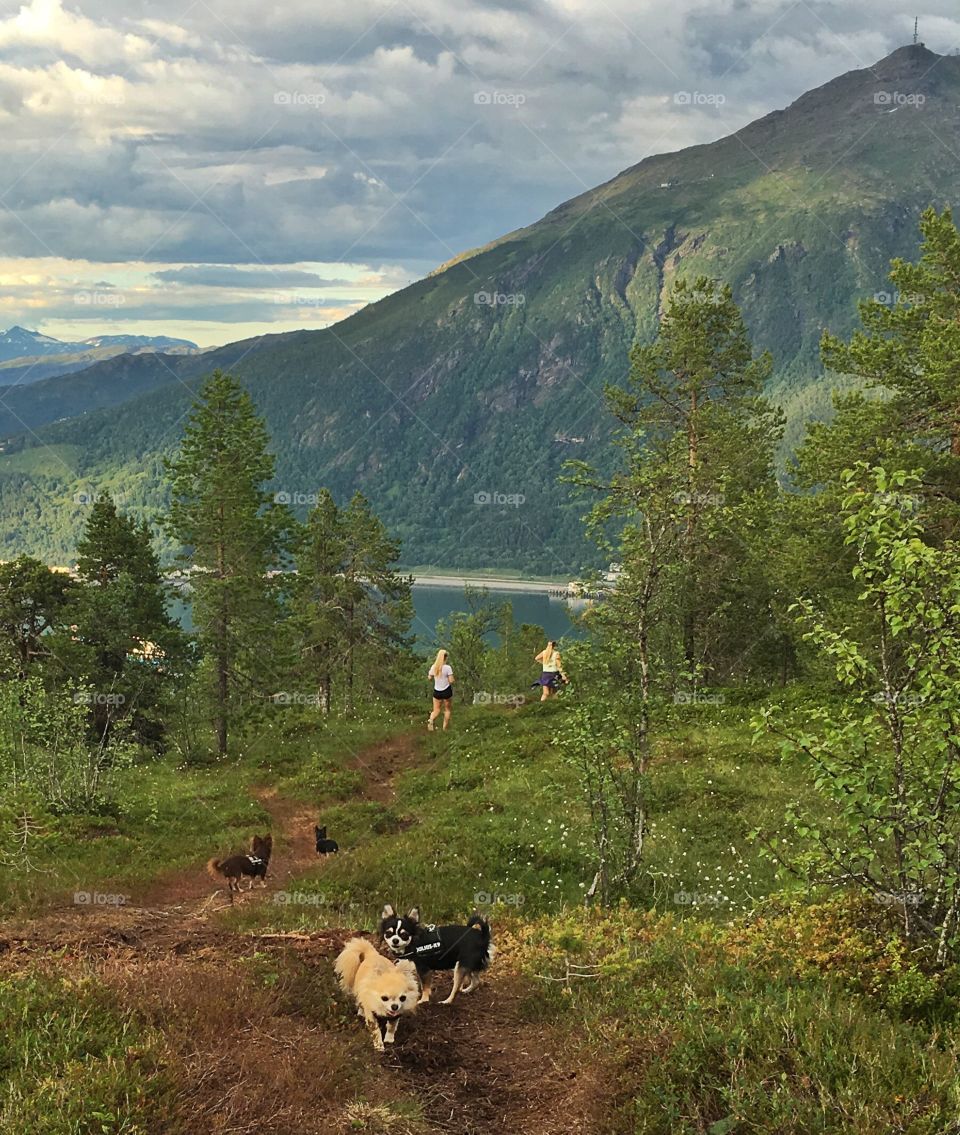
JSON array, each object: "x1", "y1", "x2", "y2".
[{"x1": 2, "y1": 696, "x2": 958, "y2": 1132}]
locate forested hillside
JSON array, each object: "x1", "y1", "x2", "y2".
[{"x1": 1, "y1": 44, "x2": 956, "y2": 571}]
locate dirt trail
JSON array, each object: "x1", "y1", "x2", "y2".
[{"x1": 0, "y1": 730, "x2": 601, "y2": 1134}]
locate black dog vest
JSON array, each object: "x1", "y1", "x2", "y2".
[{"x1": 398, "y1": 926, "x2": 444, "y2": 960}]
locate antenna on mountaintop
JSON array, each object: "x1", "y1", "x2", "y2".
[{"x1": 913, "y1": 17, "x2": 919, "y2": 45}]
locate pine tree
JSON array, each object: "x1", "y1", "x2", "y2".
[
  {"x1": 294, "y1": 489, "x2": 347, "y2": 714},
  {"x1": 62, "y1": 497, "x2": 186, "y2": 744},
  {"x1": 782, "y1": 207, "x2": 960, "y2": 665},
  {"x1": 164, "y1": 371, "x2": 290, "y2": 756},
  {"x1": 0, "y1": 556, "x2": 75, "y2": 680},
  {"x1": 822, "y1": 207, "x2": 960, "y2": 475},
  {"x1": 339, "y1": 492, "x2": 413, "y2": 714},
  {"x1": 573, "y1": 275, "x2": 782, "y2": 689}
]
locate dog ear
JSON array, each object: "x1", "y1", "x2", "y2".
[
  {"x1": 407, "y1": 907, "x2": 420, "y2": 923},
  {"x1": 381, "y1": 903, "x2": 395, "y2": 919}
]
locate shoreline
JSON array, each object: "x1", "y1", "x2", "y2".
[{"x1": 410, "y1": 573, "x2": 564, "y2": 595}]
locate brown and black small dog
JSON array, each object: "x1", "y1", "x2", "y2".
[{"x1": 207, "y1": 833, "x2": 272, "y2": 895}]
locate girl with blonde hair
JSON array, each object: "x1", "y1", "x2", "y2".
[
  {"x1": 534, "y1": 640, "x2": 567, "y2": 702},
  {"x1": 427, "y1": 648, "x2": 455, "y2": 730}
]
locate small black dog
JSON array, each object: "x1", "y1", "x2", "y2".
[
  {"x1": 315, "y1": 825, "x2": 340, "y2": 855},
  {"x1": 380, "y1": 904, "x2": 494, "y2": 1004}
]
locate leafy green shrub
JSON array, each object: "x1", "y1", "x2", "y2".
[{"x1": 0, "y1": 677, "x2": 135, "y2": 814}]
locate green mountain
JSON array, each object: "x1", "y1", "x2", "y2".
[{"x1": 1, "y1": 44, "x2": 955, "y2": 571}]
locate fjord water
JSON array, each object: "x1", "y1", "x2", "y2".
[
  {"x1": 410, "y1": 583, "x2": 581, "y2": 644},
  {"x1": 169, "y1": 583, "x2": 580, "y2": 644}
]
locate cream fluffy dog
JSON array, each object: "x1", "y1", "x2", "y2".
[{"x1": 334, "y1": 937, "x2": 420, "y2": 1051}]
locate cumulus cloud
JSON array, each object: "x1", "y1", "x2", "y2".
[{"x1": 0, "y1": 0, "x2": 957, "y2": 343}]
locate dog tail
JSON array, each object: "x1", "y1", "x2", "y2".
[
  {"x1": 334, "y1": 937, "x2": 370, "y2": 993},
  {"x1": 206, "y1": 857, "x2": 224, "y2": 880},
  {"x1": 467, "y1": 913, "x2": 495, "y2": 967}
]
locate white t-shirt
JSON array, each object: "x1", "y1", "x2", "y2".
[{"x1": 431, "y1": 664, "x2": 453, "y2": 691}]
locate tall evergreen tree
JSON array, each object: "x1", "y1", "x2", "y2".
[
  {"x1": 573, "y1": 276, "x2": 783, "y2": 690},
  {"x1": 0, "y1": 557, "x2": 75, "y2": 680},
  {"x1": 293, "y1": 490, "x2": 412, "y2": 715},
  {"x1": 61, "y1": 497, "x2": 186, "y2": 744},
  {"x1": 564, "y1": 277, "x2": 781, "y2": 902},
  {"x1": 822, "y1": 207, "x2": 960, "y2": 476},
  {"x1": 164, "y1": 371, "x2": 290, "y2": 755},
  {"x1": 780, "y1": 207, "x2": 960, "y2": 671},
  {"x1": 339, "y1": 492, "x2": 413, "y2": 714},
  {"x1": 294, "y1": 489, "x2": 347, "y2": 714}
]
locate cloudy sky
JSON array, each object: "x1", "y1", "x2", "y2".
[{"x1": 0, "y1": 0, "x2": 958, "y2": 348}]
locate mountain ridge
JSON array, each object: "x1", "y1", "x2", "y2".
[{"x1": 0, "y1": 44, "x2": 956, "y2": 571}]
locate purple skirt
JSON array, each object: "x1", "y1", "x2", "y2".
[{"x1": 539, "y1": 671, "x2": 561, "y2": 687}]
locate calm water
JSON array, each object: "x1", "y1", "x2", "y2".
[
  {"x1": 169, "y1": 584, "x2": 581, "y2": 645},
  {"x1": 410, "y1": 584, "x2": 582, "y2": 645}
]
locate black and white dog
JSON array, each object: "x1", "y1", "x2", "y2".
[
  {"x1": 379, "y1": 904, "x2": 494, "y2": 1004},
  {"x1": 315, "y1": 825, "x2": 339, "y2": 855}
]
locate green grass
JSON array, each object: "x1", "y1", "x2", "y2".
[
  {"x1": 513, "y1": 904, "x2": 960, "y2": 1133},
  {"x1": 213, "y1": 698, "x2": 960, "y2": 1131},
  {"x1": 0, "y1": 971, "x2": 170, "y2": 1133},
  {"x1": 226, "y1": 697, "x2": 813, "y2": 935},
  {"x1": 0, "y1": 706, "x2": 418, "y2": 915},
  {"x1": 4, "y1": 695, "x2": 960, "y2": 1131}
]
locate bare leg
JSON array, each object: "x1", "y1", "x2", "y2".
[
  {"x1": 443, "y1": 703, "x2": 452, "y2": 730},
  {"x1": 441, "y1": 962, "x2": 466, "y2": 1005},
  {"x1": 428, "y1": 697, "x2": 442, "y2": 730},
  {"x1": 540, "y1": 683, "x2": 550, "y2": 701}
]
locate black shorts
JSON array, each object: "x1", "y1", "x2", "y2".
[{"x1": 432, "y1": 687, "x2": 453, "y2": 700}]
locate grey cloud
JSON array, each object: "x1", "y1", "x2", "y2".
[
  {"x1": 1, "y1": 0, "x2": 959, "y2": 336},
  {"x1": 152, "y1": 266, "x2": 353, "y2": 287}
]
